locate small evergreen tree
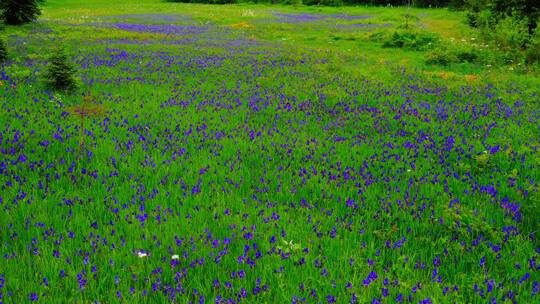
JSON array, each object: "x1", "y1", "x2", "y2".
[
  {"x1": 0, "y1": 0, "x2": 44, "y2": 25},
  {"x1": 44, "y1": 46, "x2": 78, "y2": 92},
  {"x1": 0, "y1": 37, "x2": 7, "y2": 63}
]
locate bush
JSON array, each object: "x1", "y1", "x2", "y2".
[
  {"x1": 474, "y1": 9, "x2": 496, "y2": 30},
  {"x1": 456, "y1": 49, "x2": 479, "y2": 62},
  {"x1": 165, "y1": 0, "x2": 236, "y2": 3},
  {"x1": 382, "y1": 30, "x2": 438, "y2": 51},
  {"x1": 465, "y1": 7, "x2": 534, "y2": 64},
  {"x1": 0, "y1": 37, "x2": 6, "y2": 63},
  {"x1": 0, "y1": 0, "x2": 43, "y2": 25},
  {"x1": 490, "y1": 0, "x2": 538, "y2": 33},
  {"x1": 425, "y1": 48, "x2": 458, "y2": 65},
  {"x1": 491, "y1": 16, "x2": 531, "y2": 51},
  {"x1": 425, "y1": 45, "x2": 482, "y2": 65},
  {"x1": 304, "y1": 0, "x2": 343, "y2": 6},
  {"x1": 525, "y1": 27, "x2": 540, "y2": 63},
  {"x1": 464, "y1": 0, "x2": 538, "y2": 32},
  {"x1": 44, "y1": 46, "x2": 78, "y2": 92}
]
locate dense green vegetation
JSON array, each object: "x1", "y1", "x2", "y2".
[
  {"x1": 0, "y1": 36, "x2": 7, "y2": 62},
  {"x1": 165, "y1": 0, "x2": 458, "y2": 8},
  {"x1": 163, "y1": 0, "x2": 539, "y2": 64},
  {"x1": 43, "y1": 45, "x2": 78, "y2": 92},
  {"x1": 0, "y1": 0, "x2": 44, "y2": 25},
  {"x1": 0, "y1": 0, "x2": 538, "y2": 303}
]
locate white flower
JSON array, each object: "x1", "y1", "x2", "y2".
[
  {"x1": 137, "y1": 251, "x2": 148, "y2": 258},
  {"x1": 171, "y1": 255, "x2": 180, "y2": 260}
]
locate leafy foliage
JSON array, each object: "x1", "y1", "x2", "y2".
[
  {"x1": 490, "y1": 16, "x2": 531, "y2": 51},
  {"x1": 425, "y1": 47, "x2": 459, "y2": 65},
  {"x1": 382, "y1": 30, "x2": 438, "y2": 51},
  {"x1": 425, "y1": 46, "x2": 481, "y2": 65},
  {"x1": 460, "y1": 0, "x2": 539, "y2": 61},
  {"x1": 165, "y1": 0, "x2": 236, "y2": 3},
  {"x1": 303, "y1": 0, "x2": 343, "y2": 6},
  {"x1": 464, "y1": 0, "x2": 538, "y2": 33},
  {"x1": 525, "y1": 27, "x2": 540, "y2": 63},
  {"x1": 0, "y1": 0, "x2": 44, "y2": 25},
  {"x1": 455, "y1": 49, "x2": 479, "y2": 62},
  {"x1": 164, "y1": 0, "x2": 461, "y2": 7}
]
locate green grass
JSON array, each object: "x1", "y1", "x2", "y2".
[{"x1": 0, "y1": 0, "x2": 538, "y2": 303}]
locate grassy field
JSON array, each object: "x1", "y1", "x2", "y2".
[{"x1": 0, "y1": 0, "x2": 539, "y2": 303}]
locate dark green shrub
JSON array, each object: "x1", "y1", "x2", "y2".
[
  {"x1": 490, "y1": 0, "x2": 538, "y2": 33},
  {"x1": 525, "y1": 28, "x2": 540, "y2": 64},
  {"x1": 491, "y1": 16, "x2": 531, "y2": 51},
  {"x1": 320, "y1": 0, "x2": 344, "y2": 6},
  {"x1": 456, "y1": 49, "x2": 479, "y2": 62},
  {"x1": 465, "y1": 7, "x2": 534, "y2": 64},
  {"x1": 467, "y1": 9, "x2": 496, "y2": 29},
  {"x1": 0, "y1": 0, "x2": 43, "y2": 25},
  {"x1": 426, "y1": 46, "x2": 482, "y2": 65},
  {"x1": 44, "y1": 46, "x2": 78, "y2": 92},
  {"x1": 0, "y1": 37, "x2": 6, "y2": 63},
  {"x1": 425, "y1": 48, "x2": 458, "y2": 65},
  {"x1": 447, "y1": 0, "x2": 467, "y2": 9},
  {"x1": 498, "y1": 50, "x2": 521, "y2": 65},
  {"x1": 302, "y1": 0, "x2": 343, "y2": 5},
  {"x1": 165, "y1": 0, "x2": 236, "y2": 3},
  {"x1": 463, "y1": 0, "x2": 538, "y2": 34},
  {"x1": 280, "y1": 0, "x2": 303, "y2": 4},
  {"x1": 465, "y1": 11, "x2": 478, "y2": 27},
  {"x1": 383, "y1": 30, "x2": 438, "y2": 51}
]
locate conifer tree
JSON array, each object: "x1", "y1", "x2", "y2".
[
  {"x1": 0, "y1": 0, "x2": 44, "y2": 25},
  {"x1": 44, "y1": 46, "x2": 78, "y2": 92},
  {"x1": 0, "y1": 37, "x2": 7, "y2": 63}
]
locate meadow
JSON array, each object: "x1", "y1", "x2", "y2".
[{"x1": 0, "y1": 0, "x2": 539, "y2": 303}]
